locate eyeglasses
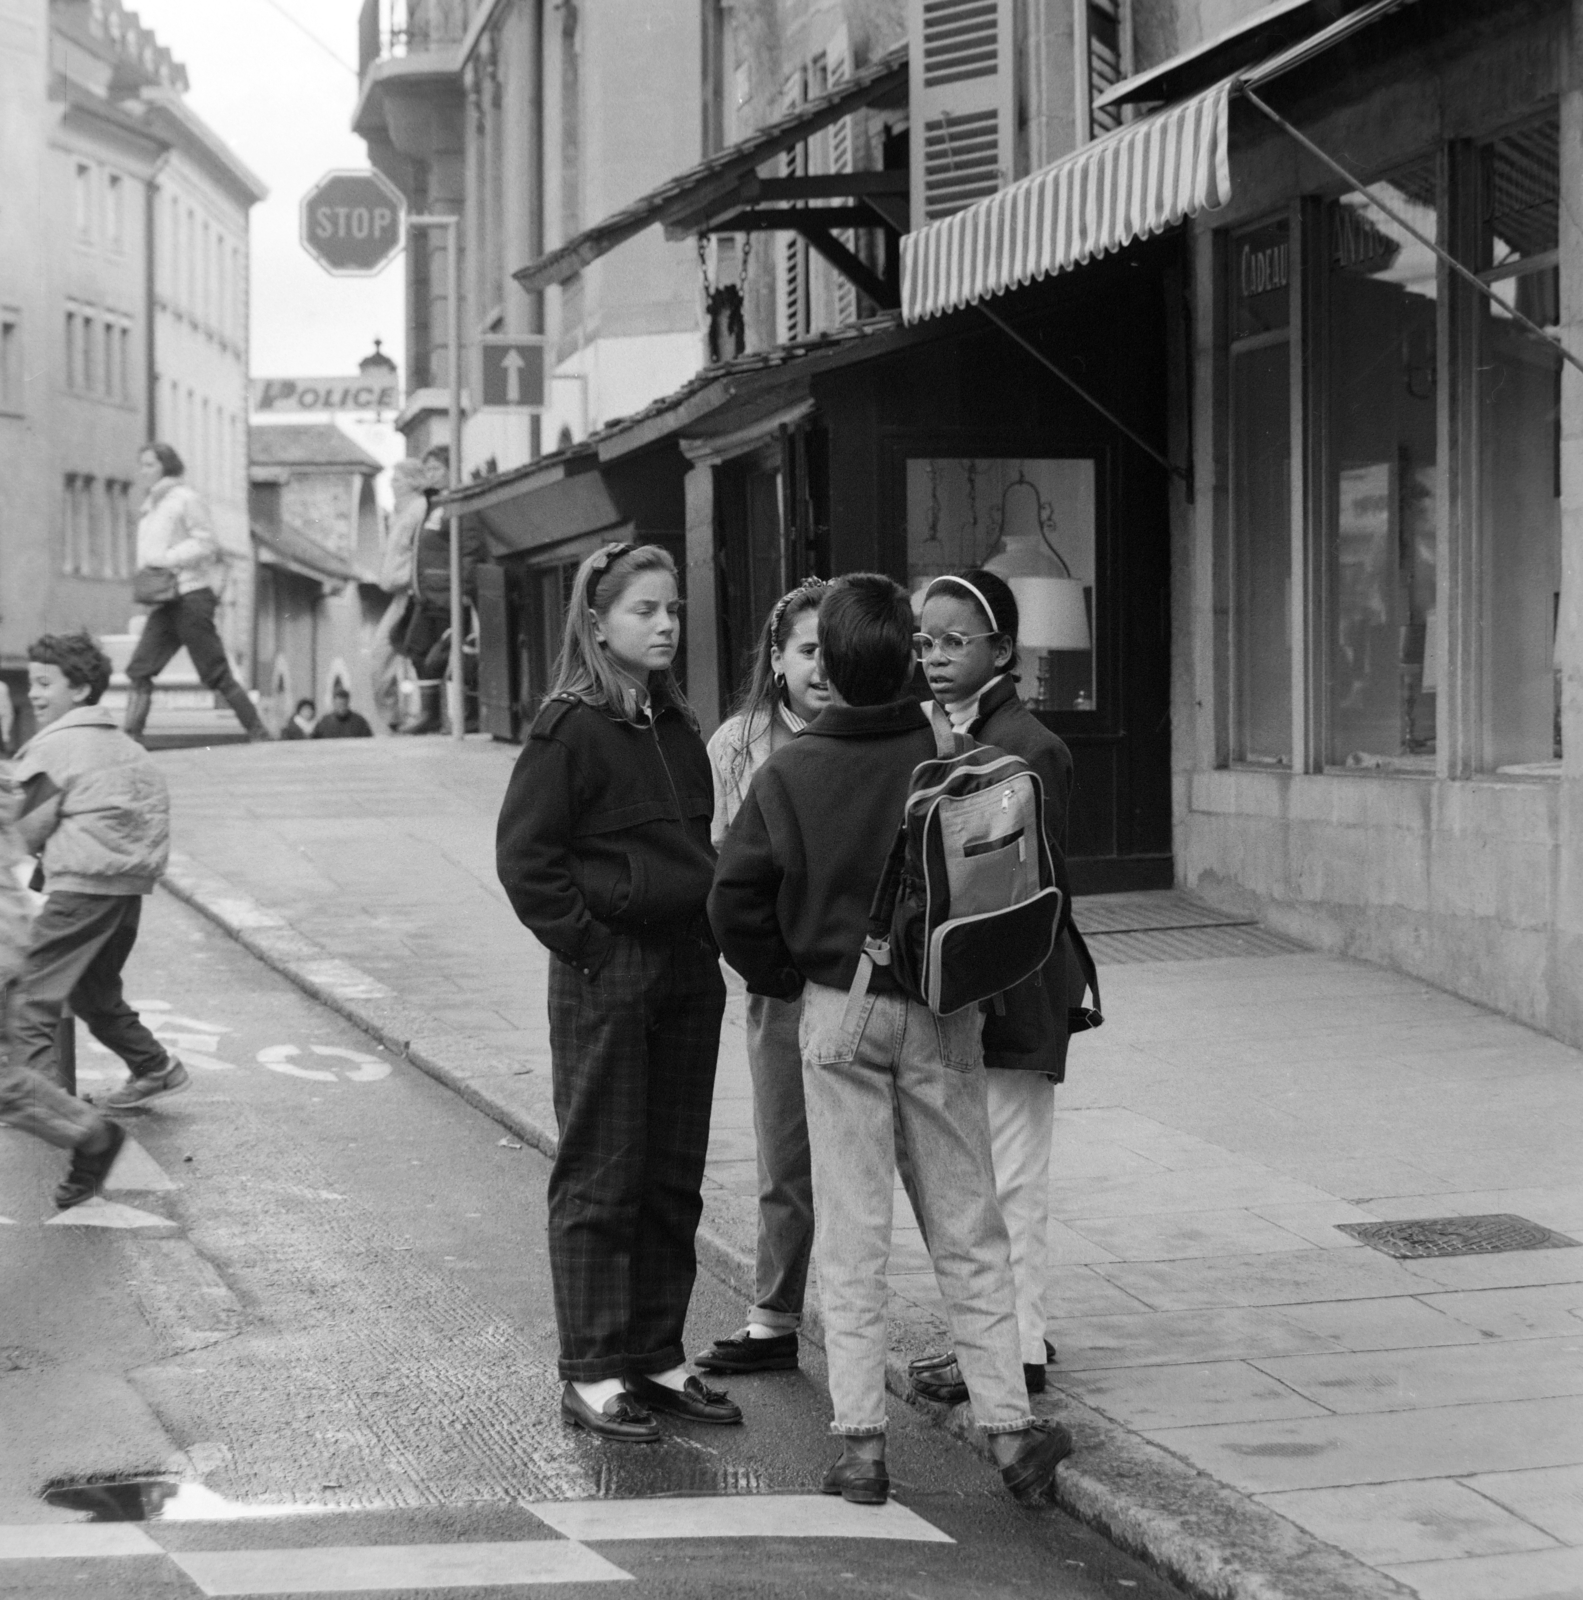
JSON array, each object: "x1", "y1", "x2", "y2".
[{"x1": 912, "y1": 630, "x2": 998, "y2": 662}]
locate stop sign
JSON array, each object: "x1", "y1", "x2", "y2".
[{"x1": 300, "y1": 169, "x2": 405, "y2": 276}]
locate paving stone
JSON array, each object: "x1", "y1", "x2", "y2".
[
  {"x1": 1395, "y1": 1247, "x2": 1583, "y2": 1294},
  {"x1": 1249, "y1": 1202, "x2": 1384, "y2": 1249},
  {"x1": 1257, "y1": 1479, "x2": 1560, "y2": 1565},
  {"x1": 1274, "y1": 1296, "x2": 1485, "y2": 1353},
  {"x1": 1381, "y1": 1545, "x2": 1583, "y2": 1600},
  {"x1": 1093, "y1": 1245, "x2": 1422, "y2": 1312},
  {"x1": 1065, "y1": 1207, "x2": 1329, "y2": 1262},
  {"x1": 1043, "y1": 1305, "x2": 1341, "y2": 1371},
  {"x1": 1055, "y1": 1359, "x2": 1332, "y2": 1431},
  {"x1": 1419, "y1": 1282, "x2": 1583, "y2": 1340},
  {"x1": 1463, "y1": 1462, "x2": 1583, "y2": 1543}
]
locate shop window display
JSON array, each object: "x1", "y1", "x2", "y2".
[
  {"x1": 1326, "y1": 154, "x2": 1439, "y2": 770},
  {"x1": 1229, "y1": 217, "x2": 1292, "y2": 764},
  {"x1": 906, "y1": 457, "x2": 1096, "y2": 712}
]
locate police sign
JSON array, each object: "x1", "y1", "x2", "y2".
[{"x1": 300, "y1": 170, "x2": 404, "y2": 277}]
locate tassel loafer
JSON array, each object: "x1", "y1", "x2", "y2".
[
  {"x1": 694, "y1": 1328, "x2": 799, "y2": 1374},
  {"x1": 559, "y1": 1383, "x2": 660, "y2": 1443},
  {"x1": 821, "y1": 1455, "x2": 890, "y2": 1506},
  {"x1": 625, "y1": 1372, "x2": 743, "y2": 1425}
]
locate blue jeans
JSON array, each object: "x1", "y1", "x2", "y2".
[
  {"x1": 799, "y1": 980, "x2": 1033, "y2": 1438},
  {"x1": 746, "y1": 992, "x2": 813, "y2": 1330}
]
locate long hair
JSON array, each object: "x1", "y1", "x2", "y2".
[
  {"x1": 546, "y1": 542, "x2": 695, "y2": 726},
  {"x1": 723, "y1": 577, "x2": 827, "y2": 791}
]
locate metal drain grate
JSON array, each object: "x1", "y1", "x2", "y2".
[{"x1": 1338, "y1": 1213, "x2": 1581, "y2": 1259}]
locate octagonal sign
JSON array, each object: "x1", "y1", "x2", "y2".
[{"x1": 300, "y1": 169, "x2": 405, "y2": 277}]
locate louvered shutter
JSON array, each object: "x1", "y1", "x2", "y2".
[
  {"x1": 909, "y1": 0, "x2": 1014, "y2": 225},
  {"x1": 827, "y1": 27, "x2": 858, "y2": 326},
  {"x1": 775, "y1": 68, "x2": 809, "y2": 344},
  {"x1": 1087, "y1": 0, "x2": 1122, "y2": 137}
]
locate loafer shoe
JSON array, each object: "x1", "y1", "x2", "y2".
[
  {"x1": 626, "y1": 1372, "x2": 742, "y2": 1425},
  {"x1": 821, "y1": 1456, "x2": 889, "y2": 1505},
  {"x1": 54, "y1": 1123, "x2": 126, "y2": 1210},
  {"x1": 695, "y1": 1328, "x2": 799, "y2": 1374},
  {"x1": 1000, "y1": 1420, "x2": 1074, "y2": 1505},
  {"x1": 103, "y1": 1058, "x2": 189, "y2": 1111},
  {"x1": 559, "y1": 1384, "x2": 659, "y2": 1443},
  {"x1": 909, "y1": 1353, "x2": 968, "y2": 1405}
]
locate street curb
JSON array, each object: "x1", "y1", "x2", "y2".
[{"x1": 158, "y1": 855, "x2": 1410, "y2": 1600}]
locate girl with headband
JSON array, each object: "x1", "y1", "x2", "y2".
[
  {"x1": 496, "y1": 541, "x2": 742, "y2": 1442},
  {"x1": 906, "y1": 568, "x2": 1076, "y2": 1406},
  {"x1": 694, "y1": 577, "x2": 829, "y2": 1379}
]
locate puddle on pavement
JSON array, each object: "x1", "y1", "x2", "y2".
[{"x1": 43, "y1": 1477, "x2": 338, "y2": 1522}]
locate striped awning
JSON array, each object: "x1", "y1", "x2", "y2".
[{"x1": 901, "y1": 79, "x2": 1232, "y2": 323}]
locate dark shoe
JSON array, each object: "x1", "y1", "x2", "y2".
[
  {"x1": 909, "y1": 1352, "x2": 968, "y2": 1405},
  {"x1": 625, "y1": 1372, "x2": 742, "y2": 1425},
  {"x1": 1000, "y1": 1420, "x2": 1074, "y2": 1505},
  {"x1": 54, "y1": 1123, "x2": 126, "y2": 1210},
  {"x1": 695, "y1": 1328, "x2": 798, "y2": 1374},
  {"x1": 123, "y1": 684, "x2": 153, "y2": 741},
  {"x1": 1045, "y1": 1338, "x2": 1057, "y2": 1365},
  {"x1": 103, "y1": 1058, "x2": 189, "y2": 1111},
  {"x1": 821, "y1": 1455, "x2": 889, "y2": 1506},
  {"x1": 559, "y1": 1383, "x2": 659, "y2": 1443},
  {"x1": 1024, "y1": 1362, "x2": 1047, "y2": 1394}
]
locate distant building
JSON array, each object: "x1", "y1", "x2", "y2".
[
  {"x1": 248, "y1": 422, "x2": 388, "y2": 733},
  {"x1": 0, "y1": 0, "x2": 263, "y2": 720}
]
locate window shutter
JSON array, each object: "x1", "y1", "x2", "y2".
[
  {"x1": 909, "y1": 0, "x2": 1014, "y2": 225},
  {"x1": 775, "y1": 68, "x2": 809, "y2": 345},
  {"x1": 827, "y1": 27, "x2": 858, "y2": 326},
  {"x1": 1087, "y1": 0, "x2": 1122, "y2": 137}
]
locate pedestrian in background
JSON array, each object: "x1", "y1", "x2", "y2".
[
  {"x1": 12, "y1": 632, "x2": 187, "y2": 1113},
  {"x1": 696, "y1": 577, "x2": 829, "y2": 1379},
  {"x1": 496, "y1": 542, "x2": 739, "y2": 1443},
  {"x1": 279, "y1": 698, "x2": 316, "y2": 741},
  {"x1": 312, "y1": 687, "x2": 373, "y2": 740},
  {"x1": 709, "y1": 575, "x2": 1071, "y2": 1507},
  {"x1": 370, "y1": 458, "x2": 429, "y2": 732},
  {"x1": 907, "y1": 571, "x2": 1075, "y2": 1407},
  {"x1": 0, "y1": 688, "x2": 126, "y2": 1209},
  {"x1": 124, "y1": 443, "x2": 269, "y2": 744}
]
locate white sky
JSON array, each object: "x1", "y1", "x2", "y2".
[{"x1": 130, "y1": 0, "x2": 405, "y2": 378}]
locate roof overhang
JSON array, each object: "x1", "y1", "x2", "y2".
[
  {"x1": 513, "y1": 44, "x2": 908, "y2": 295},
  {"x1": 251, "y1": 521, "x2": 356, "y2": 585}
]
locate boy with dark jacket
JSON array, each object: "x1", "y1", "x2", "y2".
[{"x1": 708, "y1": 574, "x2": 1072, "y2": 1506}]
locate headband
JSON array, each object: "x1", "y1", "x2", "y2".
[
  {"x1": 768, "y1": 575, "x2": 829, "y2": 637},
  {"x1": 586, "y1": 541, "x2": 638, "y2": 609},
  {"x1": 924, "y1": 574, "x2": 1003, "y2": 635}
]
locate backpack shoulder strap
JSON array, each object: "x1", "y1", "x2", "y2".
[
  {"x1": 926, "y1": 700, "x2": 974, "y2": 759},
  {"x1": 841, "y1": 823, "x2": 907, "y2": 1035},
  {"x1": 1066, "y1": 922, "x2": 1105, "y2": 1034}
]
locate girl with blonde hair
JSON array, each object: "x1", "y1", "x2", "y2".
[{"x1": 495, "y1": 542, "x2": 739, "y2": 1442}]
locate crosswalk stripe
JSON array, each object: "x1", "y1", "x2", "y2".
[
  {"x1": 45, "y1": 1198, "x2": 173, "y2": 1229},
  {"x1": 105, "y1": 1137, "x2": 180, "y2": 1193},
  {"x1": 0, "y1": 1525, "x2": 163, "y2": 1558},
  {"x1": 522, "y1": 1495, "x2": 954, "y2": 1544},
  {"x1": 167, "y1": 1541, "x2": 631, "y2": 1594}
]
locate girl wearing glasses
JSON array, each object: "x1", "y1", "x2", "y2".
[
  {"x1": 695, "y1": 578, "x2": 829, "y2": 1380},
  {"x1": 496, "y1": 542, "x2": 740, "y2": 1443},
  {"x1": 907, "y1": 569, "x2": 1075, "y2": 1403}
]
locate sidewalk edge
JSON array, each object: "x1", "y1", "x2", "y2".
[{"x1": 158, "y1": 854, "x2": 1411, "y2": 1600}]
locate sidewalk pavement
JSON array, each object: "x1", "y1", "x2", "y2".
[{"x1": 151, "y1": 738, "x2": 1583, "y2": 1600}]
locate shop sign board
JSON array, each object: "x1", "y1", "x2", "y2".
[{"x1": 251, "y1": 376, "x2": 401, "y2": 414}]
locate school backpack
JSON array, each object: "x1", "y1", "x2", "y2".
[{"x1": 844, "y1": 725, "x2": 1073, "y2": 1027}]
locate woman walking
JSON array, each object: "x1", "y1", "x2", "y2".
[
  {"x1": 496, "y1": 542, "x2": 739, "y2": 1442},
  {"x1": 124, "y1": 443, "x2": 267, "y2": 742},
  {"x1": 695, "y1": 578, "x2": 829, "y2": 1377}
]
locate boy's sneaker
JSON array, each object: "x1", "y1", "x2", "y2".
[
  {"x1": 55, "y1": 1123, "x2": 126, "y2": 1210},
  {"x1": 103, "y1": 1058, "x2": 189, "y2": 1110},
  {"x1": 694, "y1": 1328, "x2": 799, "y2": 1374}
]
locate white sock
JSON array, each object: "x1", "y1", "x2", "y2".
[
  {"x1": 572, "y1": 1378, "x2": 625, "y2": 1410},
  {"x1": 747, "y1": 1322, "x2": 780, "y2": 1339},
  {"x1": 646, "y1": 1363, "x2": 690, "y2": 1392}
]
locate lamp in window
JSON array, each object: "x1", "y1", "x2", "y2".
[{"x1": 984, "y1": 466, "x2": 1091, "y2": 710}]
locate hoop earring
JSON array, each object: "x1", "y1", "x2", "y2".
[{"x1": 773, "y1": 671, "x2": 786, "y2": 692}]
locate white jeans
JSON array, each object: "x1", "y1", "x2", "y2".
[{"x1": 986, "y1": 1068, "x2": 1055, "y2": 1365}]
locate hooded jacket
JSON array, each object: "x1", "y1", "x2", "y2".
[
  {"x1": 13, "y1": 707, "x2": 170, "y2": 895},
  {"x1": 136, "y1": 478, "x2": 225, "y2": 595}
]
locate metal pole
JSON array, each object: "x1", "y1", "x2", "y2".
[{"x1": 408, "y1": 214, "x2": 467, "y2": 742}]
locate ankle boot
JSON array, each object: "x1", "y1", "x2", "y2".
[
  {"x1": 403, "y1": 681, "x2": 443, "y2": 735},
  {"x1": 222, "y1": 684, "x2": 271, "y2": 740},
  {"x1": 123, "y1": 684, "x2": 153, "y2": 741}
]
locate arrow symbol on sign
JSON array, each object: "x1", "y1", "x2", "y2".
[{"x1": 502, "y1": 349, "x2": 525, "y2": 404}]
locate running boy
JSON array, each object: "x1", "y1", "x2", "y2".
[
  {"x1": 12, "y1": 633, "x2": 186, "y2": 1111},
  {"x1": 709, "y1": 574, "x2": 1072, "y2": 1507}
]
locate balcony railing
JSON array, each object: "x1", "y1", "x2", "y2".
[{"x1": 359, "y1": 0, "x2": 471, "y2": 75}]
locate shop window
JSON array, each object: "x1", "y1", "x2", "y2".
[
  {"x1": 1228, "y1": 218, "x2": 1292, "y2": 764},
  {"x1": 906, "y1": 457, "x2": 1097, "y2": 713},
  {"x1": 1479, "y1": 115, "x2": 1562, "y2": 769},
  {"x1": 74, "y1": 163, "x2": 93, "y2": 243},
  {"x1": 64, "y1": 310, "x2": 79, "y2": 391},
  {"x1": 106, "y1": 173, "x2": 124, "y2": 253},
  {"x1": 1326, "y1": 154, "x2": 1439, "y2": 770}
]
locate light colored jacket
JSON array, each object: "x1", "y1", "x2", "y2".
[
  {"x1": 136, "y1": 477, "x2": 224, "y2": 595},
  {"x1": 0, "y1": 774, "x2": 31, "y2": 984},
  {"x1": 13, "y1": 707, "x2": 170, "y2": 895},
  {"x1": 705, "y1": 707, "x2": 801, "y2": 849}
]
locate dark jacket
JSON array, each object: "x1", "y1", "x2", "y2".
[
  {"x1": 312, "y1": 709, "x2": 373, "y2": 739},
  {"x1": 413, "y1": 499, "x2": 487, "y2": 608},
  {"x1": 958, "y1": 676, "x2": 1077, "y2": 1079},
  {"x1": 496, "y1": 690, "x2": 716, "y2": 975},
  {"x1": 710, "y1": 697, "x2": 935, "y2": 999}
]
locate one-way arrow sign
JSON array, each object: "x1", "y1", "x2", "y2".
[{"x1": 481, "y1": 337, "x2": 545, "y2": 408}]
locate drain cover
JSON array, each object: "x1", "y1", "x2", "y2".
[{"x1": 1339, "y1": 1213, "x2": 1580, "y2": 1259}]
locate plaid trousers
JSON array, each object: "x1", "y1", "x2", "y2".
[{"x1": 546, "y1": 930, "x2": 725, "y2": 1381}]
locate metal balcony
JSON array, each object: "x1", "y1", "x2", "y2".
[{"x1": 358, "y1": 0, "x2": 470, "y2": 75}]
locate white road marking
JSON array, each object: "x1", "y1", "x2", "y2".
[
  {"x1": 522, "y1": 1495, "x2": 954, "y2": 1544},
  {"x1": 0, "y1": 1217, "x2": 15, "y2": 1226},
  {"x1": 167, "y1": 1540, "x2": 631, "y2": 1594},
  {"x1": 257, "y1": 1045, "x2": 336, "y2": 1083},
  {"x1": 306, "y1": 1046, "x2": 391, "y2": 1083},
  {"x1": 104, "y1": 1137, "x2": 179, "y2": 1193},
  {"x1": 46, "y1": 1199, "x2": 173, "y2": 1229},
  {"x1": 257, "y1": 1045, "x2": 391, "y2": 1085},
  {"x1": 0, "y1": 1524, "x2": 162, "y2": 1558}
]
